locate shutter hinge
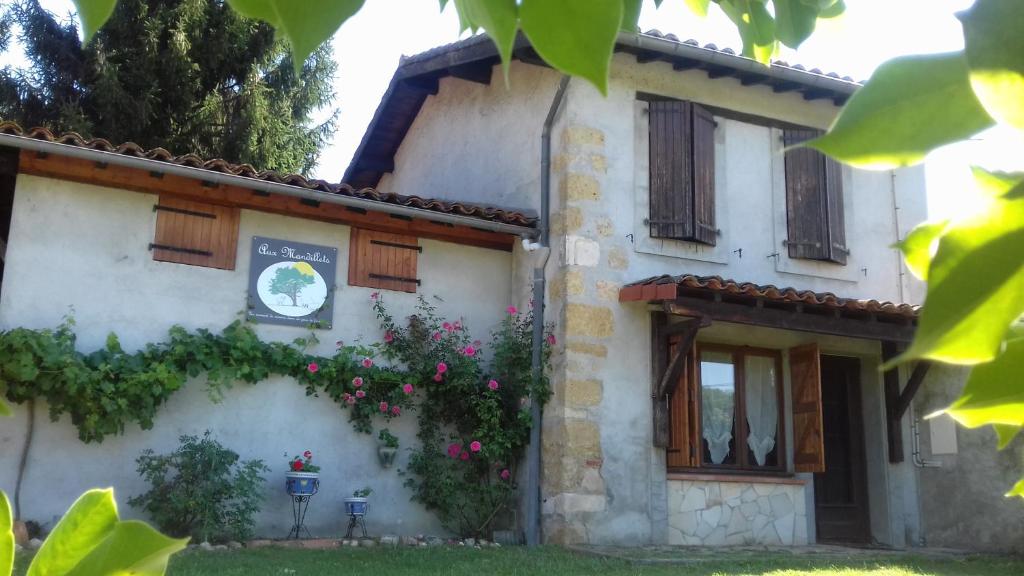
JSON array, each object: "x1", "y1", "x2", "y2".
[{"x1": 149, "y1": 243, "x2": 213, "y2": 257}]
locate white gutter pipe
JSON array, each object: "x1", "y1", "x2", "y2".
[{"x1": 0, "y1": 132, "x2": 538, "y2": 239}]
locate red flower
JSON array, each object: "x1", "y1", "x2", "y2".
[
  {"x1": 307, "y1": 362, "x2": 319, "y2": 373},
  {"x1": 506, "y1": 305, "x2": 518, "y2": 315},
  {"x1": 355, "y1": 390, "x2": 366, "y2": 398},
  {"x1": 371, "y1": 292, "x2": 379, "y2": 301},
  {"x1": 500, "y1": 469, "x2": 511, "y2": 481},
  {"x1": 362, "y1": 358, "x2": 374, "y2": 368},
  {"x1": 546, "y1": 334, "x2": 557, "y2": 346},
  {"x1": 460, "y1": 451, "x2": 470, "y2": 461},
  {"x1": 436, "y1": 362, "x2": 448, "y2": 374},
  {"x1": 433, "y1": 373, "x2": 443, "y2": 382},
  {"x1": 463, "y1": 345, "x2": 476, "y2": 356},
  {"x1": 291, "y1": 460, "x2": 303, "y2": 472},
  {"x1": 391, "y1": 406, "x2": 401, "y2": 416},
  {"x1": 402, "y1": 383, "x2": 414, "y2": 394},
  {"x1": 379, "y1": 401, "x2": 389, "y2": 413},
  {"x1": 469, "y1": 440, "x2": 482, "y2": 453},
  {"x1": 303, "y1": 450, "x2": 312, "y2": 459},
  {"x1": 447, "y1": 443, "x2": 462, "y2": 458},
  {"x1": 384, "y1": 331, "x2": 394, "y2": 343},
  {"x1": 432, "y1": 332, "x2": 442, "y2": 341}
]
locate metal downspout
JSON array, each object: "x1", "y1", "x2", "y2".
[{"x1": 525, "y1": 75, "x2": 570, "y2": 547}]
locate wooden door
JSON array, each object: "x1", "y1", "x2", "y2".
[{"x1": 814, "y1": 355, "x2": 871, "y2": 543}]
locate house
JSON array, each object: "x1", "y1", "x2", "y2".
[{"x1": 0, "y1": 29, "x2": 1021, "y2": 551}]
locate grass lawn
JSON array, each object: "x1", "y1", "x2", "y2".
[{"x1": 16, "y1": 545, "x2": 1022, "y2": 575}]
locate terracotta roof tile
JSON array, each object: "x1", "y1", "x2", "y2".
[
  {"x1": 0, "y1": 122, "x2": 537, "y2": 228},
  {"x1": 620, "y1": 274, "x2": 919, "y2": 319}
]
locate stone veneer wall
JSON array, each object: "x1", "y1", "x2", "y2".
[{"x1": 667, "y1": 479, "x2": 808, "y2": 546}]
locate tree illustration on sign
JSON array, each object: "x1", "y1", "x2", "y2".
[{"x1": 269, "y1": 263, "x2": 315, "y2": 307}]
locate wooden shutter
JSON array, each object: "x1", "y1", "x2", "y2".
[
  {"x1": 649, "y1": 100, "x2": 693, "y2": 240},
  {"x1": 666, "y1": 342, "x2": 699, "y2": 469},
  {"x1": 348, "y1": 228, "x2": 420, "y2": 293},
  {"x1": 692, "y1": 104, "x2": 717, "y2": 246},
  {"x1": 151, "y1": 195, "x2": 239, "y2": 270},
  {"x1": 784, "y1": 129, "x2": 847, "y2": 264},
  {"x1": 790, "y1": 343, "x2": 825, "y2": 473},
  {"x1": 648, "y1": 100, "x2": 716, "y2": 245}
]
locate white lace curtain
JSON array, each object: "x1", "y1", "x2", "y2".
[
  {"x1": 701, "y1": 353, "x2": 735, "y2": 464},
  {"x1": 745, "y1": 355, "x2": 778, "y2": 466}
]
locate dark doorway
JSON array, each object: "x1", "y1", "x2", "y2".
[
  {"x1": 0, "y1": 146, "x2": 17, "y2": 296},
  {"x1": 814, "y1": 355, "x2": 871, "y2": 543}
]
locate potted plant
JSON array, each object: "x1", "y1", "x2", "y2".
[
  {"x1": 285, "y1": 450, "x2": 320, "y2": 496},
  {"x1": 377, "y1": 429, "x2": 400, "y2": 468},
  {"x1": 344, "y1": 487, "x2": 373, "y2": 517}
]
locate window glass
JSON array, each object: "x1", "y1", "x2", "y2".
[
  {"x1": 700, "y1": 351, "x2": 736, "y2": 465},
  {"x1": 745, "y1": 355, "x2": 779, "y2": 467}
]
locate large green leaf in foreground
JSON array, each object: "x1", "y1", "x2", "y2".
[
  {"x1": 70, "y1": 0, "x2": 117, "y2": 42},
  {"x1": 807, "y1": 52, "x2": 995, "y2": 169},
  {"x1": 961, "y1": 0, "x2": 1024, "y2": 131},
  {"x1": 1, "y1": 492, "x2": 13, "y2": 576}
]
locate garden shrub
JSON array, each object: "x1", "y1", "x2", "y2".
[{"x1": 128, "y1": 432, "x2": 269, "y2": 543}]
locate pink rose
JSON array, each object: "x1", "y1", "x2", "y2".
[
  {"x1": 436, "y1": 362, "x2": 447, "y2": 374},
  {"x1": 469, "y1": 440, "x2": 482, "y2": 453},
  {"x1": 487, "y1": 379, "x2": 499, "y2": 391},
  {"x1": 432, "y1": 332, "x2": 442, "y2": 342},
  {"x1": 384, "y1": 331, "x2": 394, "y2": 343},
  {"x1": 463, "y1": 346, "x2": 476, "y2": 356},
  {"x1": 355, "y1": 390, "x2": 366, "y2": 399},
  {"x1": 336, "y1": 340, "x2": 344, "y2": 348},
  {"x1": 402, "y1": 383, "x2": 414, "y2": 394},
  {"x1": 433, "y1": 373, "x2": 443, "y2": 382},
  {"x1": 453, "y1": 321, "x2": 462, "y2": 330},
  {"x1": 460, "y1": 451, "x2": 470, "y2": 461},
  {"x1": 346, "y1": 396, "x2": 356, "y2": 405},
  {"x1": 506, "y1": 305, "x2": 517, "y2": 315},
  {"x1": 352, "y1": 377, "x2": 364, "y2": 388},
  {"x1": 307, "y1": 362, "x2": 319, "y2": 373},
  {"x1": 362, "y1": 358, "x2": 374, "y2": 368},
  {"x1": 379, "y1": 401, "x2": 389, "y2": 413},
  {"x1": 391, "y1": 406, "x2": 401, "y2": 416},
  {"x1": 500, "y1": 469, "x2": 510, "y2": 481},
  {"x1": 371, "y1": 292, "x2": 379, "y2": 301},
  {"x1": 546, "y1": 333, "x2": 557, "y2": 346},
  {"x1": 443, "y1": 322, "x2": 452, "y2": 332},
  {"x1": 447, "y1": 443, "x2": 462, "y2": 459},
  {"x1": 342, "y1": 393, "x2": 351, "y2": 401},
  {"x1": 304, "y1": 450, "x2": 313, "y2": 459}
]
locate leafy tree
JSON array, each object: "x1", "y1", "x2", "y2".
[
  {"x1": 269, "y1": 265, "x2": 314, "y2": 306},
  {"x1": 0, "y1": 0, "x2": 338, "y2": 175}
]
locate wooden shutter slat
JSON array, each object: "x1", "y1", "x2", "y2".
[
  {"x1": 692, "y1": 104, "x2": 716, "y2": 246},
  {"x1": 649, "y1": 100, "x2": 694, "y2": 240},
  {"x1": 784, "y1": 129, "x2": 829, "y2": 261},
  {"x1": 790, "y1": 343, "x2": 825, "y2": 473},
  {"x1": 824, "y1": 156, "x2": 847, "y2": 264},
  {"x1": 152, "y1": 195, "x2": 238, "y2": 270}
]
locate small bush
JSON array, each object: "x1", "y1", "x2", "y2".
[{"x1": 129, "y1": 432, "x2": 268, "y2": 543}]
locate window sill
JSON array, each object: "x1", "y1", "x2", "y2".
[{"x1": 667, "y1": 472, "x2": 806, "y2": 486}]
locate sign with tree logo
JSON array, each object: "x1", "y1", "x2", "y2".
[{"x1": 248, "y1": 236, "x2": 336, "y2": 328}]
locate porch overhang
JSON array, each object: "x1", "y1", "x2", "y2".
[{"x1": 620, "y1": 274, "x2": 919, "y2": 343}]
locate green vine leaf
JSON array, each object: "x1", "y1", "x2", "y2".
[
  {"x1": 71, "y1": 0, "x2": 118, "y2": 42},
  {"x1": 27, "y1": 489, "x2": 119, "y2": 576},
  {"x1": 994, "y1": 424, "x2": 1021, "y2": 450},
  {"x1": 1007, "y1": 478, "x2": 1024, "y2": 499},
  {"x1": 720, "y1": 0, "x2": 776, "y2": 63},
  {"x1": 226, "y1": 0, "x2": 366, "y2": 73},
  {"x1": 896, "y1": 220, "x2": 949, "y2": 281},
  {"x1": 960, "y1": 0, "x2": 1024, "y2": 131},
  {"x1": 773, "y1": 0, "x2": 818, "y2": 49},
  {"x1": 683, "y1": 0, "x2": 712, "y2": 17},
  {"x1": 1, "y1": 492, "x2": 12, "y2": 576},
  {"x1": 519, "y1": 0, "x2": 622, "y2": 95},
  {"x1": 929, "y1": 331, "x2": 1024, "y2": 429},
  {"x1": 807, "y1": 52, "x2": 995, "y2": 169},
  {"x1": 454, "y1": 0, "x2": 519, "y2": 79},
  {"x1": 891, "y1": 171, "x2": 1024, "y2": 365}
]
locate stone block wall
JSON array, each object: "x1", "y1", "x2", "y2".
[{"x1": 667, "y1": 480, "x2": 808, "y2": 546}]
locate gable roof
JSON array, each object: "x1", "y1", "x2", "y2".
[
  {"x1": 344, "y1": 30, "x2": 861, "y2": 189},
  {"x1": 0, "y1": 122, "x2": 536, "y2": 232}
]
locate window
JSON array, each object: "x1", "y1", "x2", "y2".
[
  {"x1": 668, "y1": 344, "x2": 787, "y2": 472},
  {"x1": 648, "y1": 99, "x2": 716, "y2": 245},
  {"x1": 151, "y1": 195, "x2": 239, "y2": 270},
  {"x1": 783, "y1": 129, "x2": 847, "y2": 265},
  {"x1": 348, "y1": 227, "x2": 420, "y2": 293}
]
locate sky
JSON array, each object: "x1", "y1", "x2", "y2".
[{"x1": 5, "y1": 0, "x2": 1019, "y2": 221}]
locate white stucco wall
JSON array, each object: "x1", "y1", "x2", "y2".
[{"x1": 0, "y1": 175, "x2": 516, "y2": 538}]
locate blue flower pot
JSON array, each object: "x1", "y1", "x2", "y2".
[
  {"x1": 344, "y1": 497, "x2": 369, "y2": 517},
  {"x1": 285, "y1": 472, "x2": 319, "y2": 496}
]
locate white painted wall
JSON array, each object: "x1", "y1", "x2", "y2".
[{"x1": 0, "y1": 175, "x2": 516, "y2": 538}]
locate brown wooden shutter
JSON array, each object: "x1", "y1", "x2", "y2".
[
  {"x1": 348, "y1": 228, "x2": 420, "y2": 293},
  {"x1": 824, "y1": 157, "x2": 848, "y2": 264},
  {"x1": 784, "y1": 129, "x2": 847, "y2": 264},
  {"x1": 648, "y1": 100, "x2": 716, "y2": 245},
  {"x1": 649, "y1": 100, "x2": 693, "y2": 240},
  {"x1": 692, "y1": 104, "x2": 717, "y2": 246},
  {"x1": 666, "y1": 336, "x2": 698, "y2": 469},
  {"x1": 151, "y1": 195, "x2": 239, "y2": 270},
  {"x1": 790, "y1": 343, "x2": 826, "y2": 473}
]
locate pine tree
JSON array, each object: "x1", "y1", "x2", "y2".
[{"x1": 0, "y1": 0, "x2": 337, "y2": 175}]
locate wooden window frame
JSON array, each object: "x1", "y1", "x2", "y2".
[{"x1": 671, "y1": 343, "x2": 787, "y2": 474}]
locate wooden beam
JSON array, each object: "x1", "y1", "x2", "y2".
[
  {"x1": 895, "y1": 361, "x2": 932, "y2": 421},
  {"x1": 448, "y1": 62, "x2": 492, "y2": 85},
  {"x1": 771, "y1": 81, "x2": 801, "y2": 94},
  {"x1": 513, "y1": 46, "x2": 547, "y2": 67},
  {"x1": 739, "y1": 74, "x2": 768, "y2": 86},
  {"x1": 655, "y1": 319, "x2": 702, "y2": 398},
  {"x1": 636, "y1": 51, "x2": 662, "y2": 64},
  {"x1": 882, "y1": 341, "x2": 905, "y2": 463},
  {"x1": 802, "y1": 89, "x2": 832, "y2": 101},
  {"x1": 19, "y1": 151, "x2": 519, "y2": 252},
  {"x1": 399, "y1": 77, "x2": 439, "y2": 95},
  {"x1": 672, "y1": 59, "x2": 701, "y2": 71},
  {"x1": 357, "y1": 156, "x2": 395, "y2": 173},
  {"x1": 665, "y1": 296, "x2": 916, "y2": 342},
  {"x1": 706, "y1": 66, "x2": 734, "y2": 79}
]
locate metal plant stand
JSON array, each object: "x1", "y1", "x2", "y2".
[
  {"x1": 344, "y1": 513, "x2": 367, "y2": 539},
  {"x1": 286, "y1": 480, "x2": 319, "y2": 539}
]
